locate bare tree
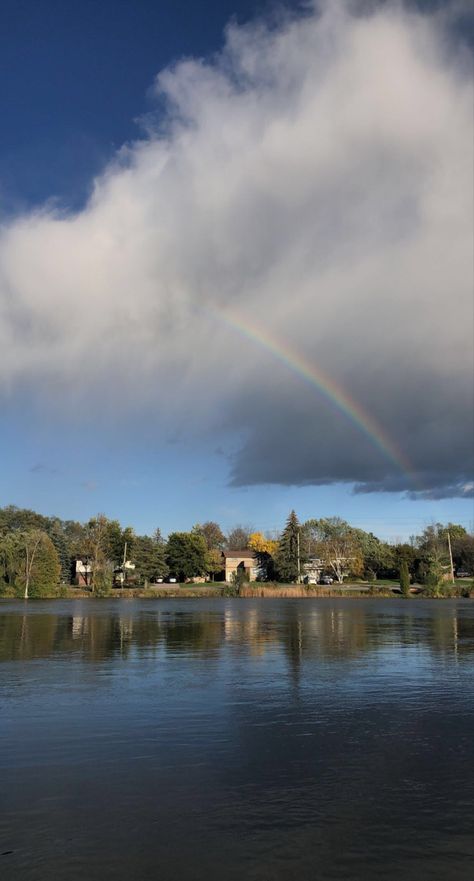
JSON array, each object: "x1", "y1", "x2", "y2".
[{"x1": 226, "y1": 525, "x2": 253, "y2": 549}]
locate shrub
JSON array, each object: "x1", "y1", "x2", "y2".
[
  {"x1": 399, "y1": 561, "x2": 410, "y2": 598},
  {"x1": 230, "y1": 569, "x2": 249, "y2": 589},
  {"x1": 92, "y1": 567, "x2": 113, "y2": 597},
  {"x1": 222, "y1": 583, "x2": 239, "y2": 597}
]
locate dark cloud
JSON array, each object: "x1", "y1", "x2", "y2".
[{"x1": 226, "y1": 365, "x2": 474, "y2": 498}]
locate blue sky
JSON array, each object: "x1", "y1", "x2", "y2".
[
  {"x1": 0, "y1": 0, "x2": 472, "y2": 539},
  {"x1": 0, "y1": 0, "x2": 267, "y2": 210}
]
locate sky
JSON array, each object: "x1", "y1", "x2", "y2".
[{"x1": 0, "y1": 0, "x2": 473, "y2": 541}]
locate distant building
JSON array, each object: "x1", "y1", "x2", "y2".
[
  {"x1": 73, "y1": 558, "x2": 92, "y2": 587},
  {"x1": 73, "y1": 557, "x2": 136, "y2": 587},
  {"x1": 222, "y1": 549, "x2": 258, "y2": 582},
  {"x1": 303, "y1": 557, "x2": 324, "y2": 584},
  {"x1": 114, "y1": 560, "x2": 136, "y2": 586}
]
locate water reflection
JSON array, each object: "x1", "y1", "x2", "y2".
[
  {"x1": 1, "y1": 599, "x2": 473, "y2": 881},
  {"x1": 0, "y1": 598, "x2": 472, "y2": 665}
]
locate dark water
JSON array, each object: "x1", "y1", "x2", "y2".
[{"x1": 0, "y1": 599, "x2": 473, "y2": 881}]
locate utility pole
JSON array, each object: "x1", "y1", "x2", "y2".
[{"x1": 447, "y1": 532, "x2": 455, "y2": 584}]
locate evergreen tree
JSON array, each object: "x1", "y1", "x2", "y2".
[
  {"x1": 133, "y1": 534, "x2": 168, "y2": 583},
  {"x1": 399, "y1": 560, "x2": 410, "y2": 598},
  {"x1": 47, "y1": 519, "x2": 72, "y2": 583},
  {"x1": 275, "y1": 511, "x2": 302, "y2": 583}
]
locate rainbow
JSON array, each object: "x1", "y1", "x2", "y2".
[{"x1": 211, "y1": 306, "x2": 416, "y2": 486}]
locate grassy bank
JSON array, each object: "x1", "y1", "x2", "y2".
[{"x1": 1, "y1": 581, "x2": 472, "y2": 600}]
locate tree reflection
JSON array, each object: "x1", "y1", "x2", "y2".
[{"x1": 0, "y1": 601, "x2": 472, "y2": 664}]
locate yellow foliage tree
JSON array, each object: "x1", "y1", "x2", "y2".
[
  {"x1": 207, "y1": 548, "x2": 223, "y2": 581},
  {"x1": 249, "y1": 532, "x2": 278, "y2": 557}
]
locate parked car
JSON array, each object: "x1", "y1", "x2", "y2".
[
  {"x1": 456, "y1": 570, "x2": 471, "y2": 578},
  {"x1": 167, "y1": 577, "x2": 177, "y2": 583},
  {"x1": 304, "y1": 576, "x2": 318, "y2": 585},
  {"x1": 320, "y1": 575, "x2": 334, "y2": 585}
]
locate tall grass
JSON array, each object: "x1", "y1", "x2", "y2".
[{"x1": 238, "y1": 584, "x2": 388, "y2": 598}]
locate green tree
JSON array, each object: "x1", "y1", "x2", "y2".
[
  {"x1": 133, "y1": 534, "x2": 168, "y2": 584},
  {"x1": 166, "y1": 532, "x2": 208, "y2": 582},
  {"x1": 105, "y1": 519, "x2": 131, "y2": 566},
  {"x1": 275, "y1": 511, "x2": 303, "y2": 583},
  {"x1": 92, "y1": 566, "x2": 113, "y2": 596},
  {"x1": 304, "y1": 517, "x2": 363, "y2": 583},
  {"x1": 413, "y1": 523, "x2": 458, "y2": 589},
  {"x1": 399, "y1": 560, "x2": 410, "y2": 597},
  {"x1": 14, "y1": 530, "x2": 61, "y2": 598},
  {"x1": 416, "y1": 522, "x2": 466, "y2": 564},
  {"x1": 206, "y1": 548, "x2": 224, "y2": 581},
  {"x1": 62, "y1": 519, "x2": 88, "y2": 559},
  {"x1": 392, "y1": 543, "x2": 417, "y2": 579},
  {"x1": 0, "y1": 505, "x2": 49, "y2": 533},
  {"x1": 423, "y1": 556, "x2": 445, "y2": 597},
  {"x1": 0, "y1": 531, "x2": 23, "y2": 593},
  {"x1": 351, "y1": 528, "x2": 393, "y2": 579},
  {"x1": 191, "y1": 522, "x2": 226, "y2": 579},
  {"x1": 46, "y1": 518, "x2": 72, "y2": 583},
  {"x1": 451, "y1": 533, "x2": 474, "y2": 574},
  {"x1": 83, "y1": 515, "x2": 113, "y2": 594}
]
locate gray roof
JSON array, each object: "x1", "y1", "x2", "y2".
[{"x1": 222, "y1": 549, "x2": 256, "y2": 558}]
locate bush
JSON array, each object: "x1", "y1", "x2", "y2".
[
  {"x1": 0, "y1": 582, "x2": 17, "y2": 598},
  {"x1": 423, "y1": 572, "x2": 444, "y2": 597},
  {"x1": 92, "y1": 567, "x2": 113, "y2": 597},
  {"x1": 230, "y1": 569, "x2": 249, "y2": 589},
  {"x1": 222, "y1": 583, "x2": 239, "y2": 597}
]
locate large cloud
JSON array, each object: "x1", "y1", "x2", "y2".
[{"x1": 0, "y1": 1, "x2": 472, "y2": 497}]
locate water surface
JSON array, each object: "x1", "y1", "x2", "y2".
[{"x1": 1, "y1": 598, "x2": 473, "y2": 880}]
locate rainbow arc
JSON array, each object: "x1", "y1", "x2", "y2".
[{"x1": 211, "y1": 306, "x2": 417, "y2": 487}]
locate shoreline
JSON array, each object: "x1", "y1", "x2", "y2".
[{"x1": 1, "y1": 583, "x2": 472, "y2": 600}]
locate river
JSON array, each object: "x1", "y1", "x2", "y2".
[{"x1": 0, "y1": 598, "x2": 473, "y2": 880}]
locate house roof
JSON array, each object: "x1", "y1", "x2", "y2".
[{"x1": 222, "y1": 549, "x2": 256, "y2": 558}]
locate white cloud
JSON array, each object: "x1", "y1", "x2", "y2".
[{"x1": 0, "y1": 1, "x2": 472, "y2": 495}]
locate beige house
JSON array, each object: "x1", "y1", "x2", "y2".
[{"x1": 222, "y1": 549, "x2": 258, "y2": 582}]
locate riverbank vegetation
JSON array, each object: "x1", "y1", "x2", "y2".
[{"x1": 0, "y1": 505, "x2": 472, "y2": 598}]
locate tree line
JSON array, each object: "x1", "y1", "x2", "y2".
[{"x1": 0, "y1": 505, "x2": 472, "y2": 597}]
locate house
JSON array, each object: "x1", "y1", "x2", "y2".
[
  {"x1": 303, "y1": 557, "x2": 324, "y2": 584},
  {"x1": 114, "y1": 560, "x2": 136, "y2": 586},
  {"x1": 73, "y1": 557, "x2": 136, "y2": 586},
  {"x1": 222, "y1": 549, "x2": 258, "y2": 582},
  {"x1": 73, "y1": 558, "x2": 92, "y2": 587}
]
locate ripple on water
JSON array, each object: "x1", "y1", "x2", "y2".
[{"x1": 0, "y1": 598, "x2": 473, "y2": 881}]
